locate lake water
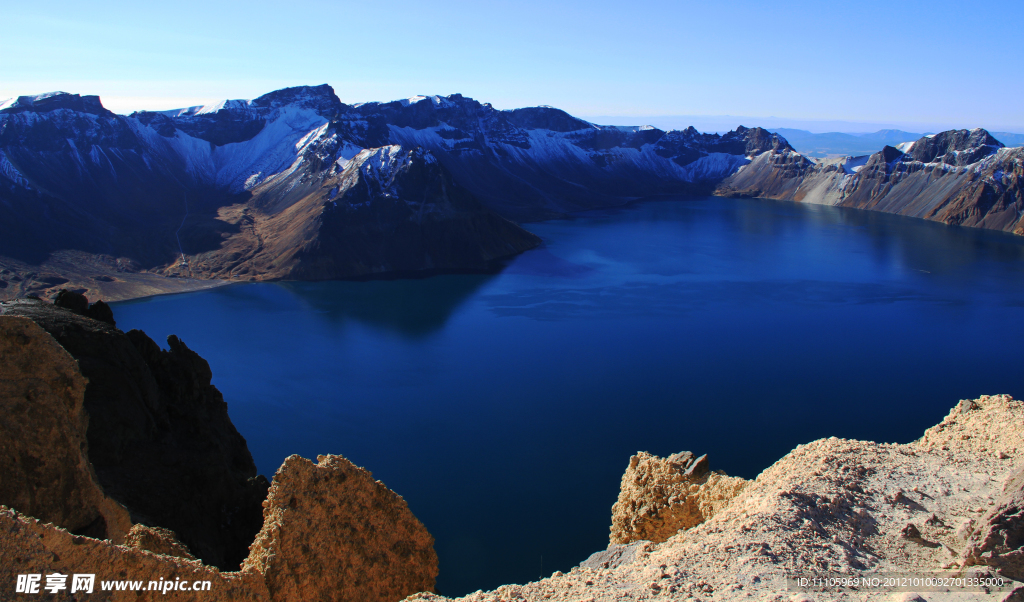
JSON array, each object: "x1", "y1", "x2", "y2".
[{"x1": 114, "y1": 196, "x2": 1024, "y2": 595}]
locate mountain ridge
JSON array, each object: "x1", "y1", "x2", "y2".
[{"x1": 2, "y1": 85, "x2": 1021, "y2": 301}]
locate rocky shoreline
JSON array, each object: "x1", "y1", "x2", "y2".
[{"x1": 1, "y1": 295, "x2": 1022, "y2": 601}]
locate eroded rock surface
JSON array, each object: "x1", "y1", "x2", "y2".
[
  {"x1": 125, "y1": 524, "x2": 197, "y2": 561},
  {"x1": 610, "y1": 451, "x2": 747, "y2": 544},
  {"x1": 963, "y1": 463, "x2": 1024, "y2": 580},
  {"x1": 0, "y1": 316, "x2": 132, "y2": 542},
  {"x1": 244, "y1": 454, "x2": 438, "y2": 602},
  {"x1": 0, "y1": 507, "x2": 269, "y2": 601}
]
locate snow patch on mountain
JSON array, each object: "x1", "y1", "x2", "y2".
[
  {"x1": 842, "y1": 155, "x2": 870, "y2": 174},
  {"x1": 0, "y1": 151, "x2": 30, "y2": 188},
  {"x1": 134, "y1": 105, "x2": 330, "y2": 192},
  {"x1": 160, "y1": 99, "x2": 253, "y2": 117}
]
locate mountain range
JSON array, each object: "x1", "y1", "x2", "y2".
[
  {"x1": 1, "y1": 85, "x2": 1021, "y2": 300},
  {"x1": 768, "y1": 128, "x2": 1024, "y2": 158}
]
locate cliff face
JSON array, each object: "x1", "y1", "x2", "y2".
[
  {"x1": 0, "y1": 297, "x2": 267, "y2": 570},
  {"x1": 0, "y1": 316, "x2": 132, "y2": 542},
  {"x1": 717, "y1": 129, "x2": 1024, "y2": 235}
]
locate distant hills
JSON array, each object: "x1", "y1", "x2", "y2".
[{"x1": 769, "y1": 128, "x2": 1024, "y2": 158}]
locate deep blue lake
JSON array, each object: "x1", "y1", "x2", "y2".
[{"x1": 114, "y1": 196, "x2": 1024, "y2": 595}]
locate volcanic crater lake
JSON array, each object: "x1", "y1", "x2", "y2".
[{"x1": 114, "y1": 196, "x2": 1024, "y2": 595}]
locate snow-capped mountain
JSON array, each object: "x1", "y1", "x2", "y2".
[
  {"x1": 2, "y1": 84, "x2": 1018, "y2": 299},
  {"x1": 128, "y1": 87, "x2": 794, "y2": 221},
  {"x1": 718, "y1": 129, "x2": 1024, "y2": 234}
]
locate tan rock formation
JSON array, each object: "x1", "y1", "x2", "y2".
[
  {"x1": 1, "y1": 452, "x2": 440, "y2": 601},
  {"x1": 412, "y1": 395, "x2": 1024, "y2": 602},
  {"x1": 125, "y1": 525, "x2": 197, "y2": 561},
  {"x1": 244, "y1": 454, "x2": 438, "y2": 602},
  {"x1": 0, "y1": 316, "x2": 131, "y2": 543},
  {"x1": 610, "y1": 451, "x2": 747, "y2": 544},
  {"x1": 0, "y1": 506, "x2": 268, "y2": 601}
]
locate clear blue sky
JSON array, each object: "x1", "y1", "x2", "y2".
[{"x1": 2, "y1": 0, "x2": 1022, "y2": 131}]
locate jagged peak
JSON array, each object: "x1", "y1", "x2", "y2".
[
  {"x1": 0, "y1": 92, "x2": 112, "y2": 117},
  {"x1": 908, "y1": 128, "x2": 1002, "y2": 164},
  {"x1": 251, "y1": 84, "x2": 345, "y2": 113},
  {"x1": 865, "y1": 145, "x2": 904, "y2": 167}
]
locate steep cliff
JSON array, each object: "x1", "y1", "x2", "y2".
[
  {"x1": 0, "y1": 297, "x2": 268, "y2": 570},
  {"x1": 0, "y1": 316, "x2": 132, "y2": 542}
]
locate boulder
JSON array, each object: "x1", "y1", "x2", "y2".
[
  {"x1": 0, "y1": 316, "x2": 131, "y2": 542},
  {"x1": 610, "y1": 451, "x2": 747, "y2": 544},
  {"x1": 244, "y1": 454, "x2": 438, "y2": 602}
]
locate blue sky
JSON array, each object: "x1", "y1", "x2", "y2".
[{"x1": 2, "y1": 0, "x2": 1021, "y2": 131}]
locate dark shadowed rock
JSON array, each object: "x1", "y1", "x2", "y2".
[
  {"x1": 52, "y1": 288, "x2": 88, "y2": 314},
  {"x1": 0, "y1": 315, "x2": 132, "y2": 542},
  {"x1": 85, "y1": 299, "x2": 115, "y2": 326},
  {"x1": 0, "y1": 297, "x2": 267, "y2": 570}
]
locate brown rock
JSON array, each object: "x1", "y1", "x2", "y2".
[
  {"x1": 609, "y1": 451, "x2": 747, "y2": 544},
  {"x1": 244, "y1": 454, "x2": 438, "y2": 602},
  {"x1": 0, "y1": 506, "x2": 269, "y2": 601},
  {"x1": 963, "y1": 463, "x2": 1024, "y2": 579},
  {"x1": 125, "y1": 524, "x2": 196, "y2": 560},
  {"x1": 0, "y1": 316, "x2": 131, "y2": 542}
]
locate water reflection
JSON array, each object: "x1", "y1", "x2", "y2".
[{"x1": 278, "y1": 272, "x2": 500, "y2": 338}]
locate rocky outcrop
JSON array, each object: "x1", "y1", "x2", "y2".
[
  {"x1": 0, "y1": 298, "x2": 268, "y2": 570},
  {"x1": 409, "y1": 394, "x2": 1024, "y2": 602},
  {"x1": 0, "y1": 453, "x2": 438, "y2": 601},
  {"x1": 244, "y1": 454, "x2": 438, "y2": 602},
  {"x1": 0, "y1": 506, "x2": 270, "y2": 602},
  {"x1": 125, "y1": 524, "x2": 197, "y2": 561},
  {"x1": 963, "y1": 463, "x2": 1024, "y2": 580},
  {"x1": 610, "y1": 451, "x2": 747, "y2": 544},
  {"x1": 717, "y1": 128, "x2": 1024, "y2": 235},
  {"x1": 0, "y1": 316, "x2": 132, "y2": 542}
]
